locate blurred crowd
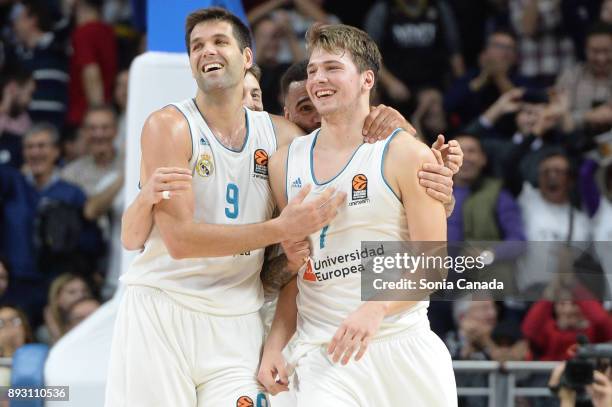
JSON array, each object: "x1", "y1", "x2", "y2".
[{"x1": 1, "y1": 0, "x2": 612, "y2": 404}]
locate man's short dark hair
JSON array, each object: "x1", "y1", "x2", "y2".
[
  {"x1": 25, "y1": 122, "x2": 60, "y2": 146},
  {"x1": 586, "y1": 22, "x2": 612, "y2": 41},
  {"x1": 247, "y1": 63, "x2": 262, "y2": 82},
  {"x1": 185, "y1": 7, "x2": 252, "y2": 55},
  {"x1": 281, "y1": 60, "x2": 308, "y2": 100}
]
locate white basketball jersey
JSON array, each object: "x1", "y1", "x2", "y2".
[
  {"x1": 286, "y1": 129, "x2": 429, "y2": 344},
  {"x1": 121, "y1": 100, "x2": 277, "y2": 316}
]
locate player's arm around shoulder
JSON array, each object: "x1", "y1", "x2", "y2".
[
  {"x1": 385, "y1": 131, "x2": 447, "y2": 241},
  {"x1": 269, "y1": 114, "x2": 306, "y2": 149}
]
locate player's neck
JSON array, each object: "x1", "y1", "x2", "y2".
[
  {"x1": 195, "y1": 86, "x2": 245, "y2": 140},
  {"x1": 319, "y1": 100, "x2": 369, "y2": 150}
]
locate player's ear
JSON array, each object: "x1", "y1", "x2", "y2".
[
  {"x1": 283, "y1": 106, "x2": 290, "y2": 120},
  {"x1": 362, "y1": 70, "x2": 375, "y2": 92},
  {"x1": 243, "y1": 47, "x2": 253, "y2": 70}
]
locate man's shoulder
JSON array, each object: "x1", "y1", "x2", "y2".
[{"x1": 387, "y1": 130, "x2": 432, "y2": 162}]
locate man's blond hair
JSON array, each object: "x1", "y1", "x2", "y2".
[{"x1": 305, "y1": 23, "x2": 381, "y2": 82}]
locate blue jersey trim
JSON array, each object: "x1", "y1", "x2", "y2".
[
  {"x1": 192, "y1": 99, "x2": 250, "y2": 153},
  {"x1": 267, "y1": 113, "x2": 278, "y2": 152},
  {"x1": 285, "y1": 139, "x2": 294, "y2": 203},
  {"x1": 381, "y1": 128, "x2": 403, "y2": 202},
  {"x1": 309, "y1": 130, "x2": 367, "y2": 186}
]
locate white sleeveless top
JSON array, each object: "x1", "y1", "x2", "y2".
[
  {"x1": 286, "y1": 129, "x2": 429, "y2": 344},
  {"x1": 121, "y1": 100, "x2": 277, "y2": 316}
]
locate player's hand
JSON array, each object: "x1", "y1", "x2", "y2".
[
  {"x1": 281, "y1": 239, "x2": 310, "y2": 273},
  {"x1": 142, "y1": 167, "x2": 192, "y2": 206},
  {"x1": 419, "y1": 150, "x2": 453, "y2": 205},
  {"x1": 328, "y1": 302, "x2": 386, "y2": 365},
  {"x1": 431, "y1": 134, "x2": 463, "y2": 174},
  {"x1": 362, "y1": 105, "x2": 416, "y2": 143},
  {"x1": 278, "y1": 184, "x2": 346, "y2": 241},
  {"x1": 588, "y1": 369, "x2": 612, "y2": 407},
  {"x1": 257, "y1": 349, "x2": 290, "y2": 395}
]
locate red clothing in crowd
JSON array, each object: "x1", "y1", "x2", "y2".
[
  {"x1": 521, "y1": 300, "x2": 612, "y2": 361},
  {"x1": 67, "y1": 21, "x2": 117, "y2": 126}
]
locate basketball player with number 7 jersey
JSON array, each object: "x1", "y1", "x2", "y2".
[{"x1": 258, "y1": 24, "x2": 457, "y2": 406}]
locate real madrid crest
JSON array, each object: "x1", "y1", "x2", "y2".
[{"x1": 196, "y1": 153, "x2": 214, "y2": 177}]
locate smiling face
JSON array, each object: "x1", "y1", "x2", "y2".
[
  {"x1": 242, "y1": 71, "x2": 263, "y2": 111},
  {"x1": 23, "y1": 130, "x2": 59, "y2": 178},
  {"x1": 306, "y1": 47, "x2": 373, "y2": 117},
  {"x1": 284, "y1": 80, "x2": 320, "y2": 133},
  {"x1": 188, "y1": 20, "x2": 252, "y2": 93}
]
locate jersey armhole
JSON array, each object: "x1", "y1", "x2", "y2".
[
  {"x1": 166, "y1": 103, "x2": 195, "y2": 165},
  {"x1": 285, "y1": 139, "x2": 294, "y2": 203},
  {"x1": 381, "y1": 128, "x2": 403, "y2": 203},
  {"x1": 267, "y1": 113, "x2": 279, "y2": 152}
]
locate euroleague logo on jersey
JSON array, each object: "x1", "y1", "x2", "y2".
[
  {"x1": 350, "y1": 173, "x2": 369, "y2": 204},
  {"x1": 253, "y1": 149, "x2": 269, "y2": 179}
]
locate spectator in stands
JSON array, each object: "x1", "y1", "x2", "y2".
[
  {"x1": 63, "y1": 296, "x2": 99, "y2": 333},
  {"x1": 556, "y1": 22, "x2": 612, "y2": 139},
  {"x1": 448, "y1": 133, "x2": 525, "y2": 243},
  {"x1": 444, "y1": 29, "x2": 532, "y2": 129},
  {"x1": 247, "y1": 0, "x2": 337, "y2": 65},
  {"x1": 364, "y1": 0, "x2": 464, "y2": 111},
  {"x1": 113, "y1": 69, "x2": 128, "y2": 154},
  {"x1": 516, "y1": 151, "x2": 592, "y2": 293},
  {"x1": 67, "y1": 0, "x2": 117, "y2": 128},
  {"x1": 243, "y1": 64, "x2": 263, "y2": 112},
  {"x1": 0, "y1": 69, "x2": 34, "y2": 169},
  {"x1": 0, "y1": 123, "x2": 100, "y2": 325},
  {"x1": 522, "y1": 282, "x2": 612, "y2": 361},
  {"x1": 0, "y1": 306, "x2": 32, "y2": 358},
  {"x1": 62, "y1": 105, "x2": 122, "y2": 197},
  {"x1": 40, "y1": 272, "x2": 92, "y2": 344},
  {"x1": 448, "y1": 298, "x2": 528, "y2": 362},
  {"x1": 11, "y1": 0, "x2": 68, "y2": 130},
  {"x1": 466, "y1": 88, "x2": 574, "y2": 184},
  {"x1": 411, "y1": 88, "x2": 449, "y2": 144},
  {"x1": 446, "y1": 298, "x2": 528, "y2": 407},
  {"x1": 252, "y1": 15, "x2": 300, "y2": 114},
  {"x1": 509, "y1": 0, "x2": 575, "y2": 86}
]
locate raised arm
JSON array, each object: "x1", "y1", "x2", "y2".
[{"x1": 141, "y1": 107, "x2": 341, "y2": 259}]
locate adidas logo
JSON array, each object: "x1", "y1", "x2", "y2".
[{"x1": 291, "y1": 178, "x2": 302, "y2": 188}]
